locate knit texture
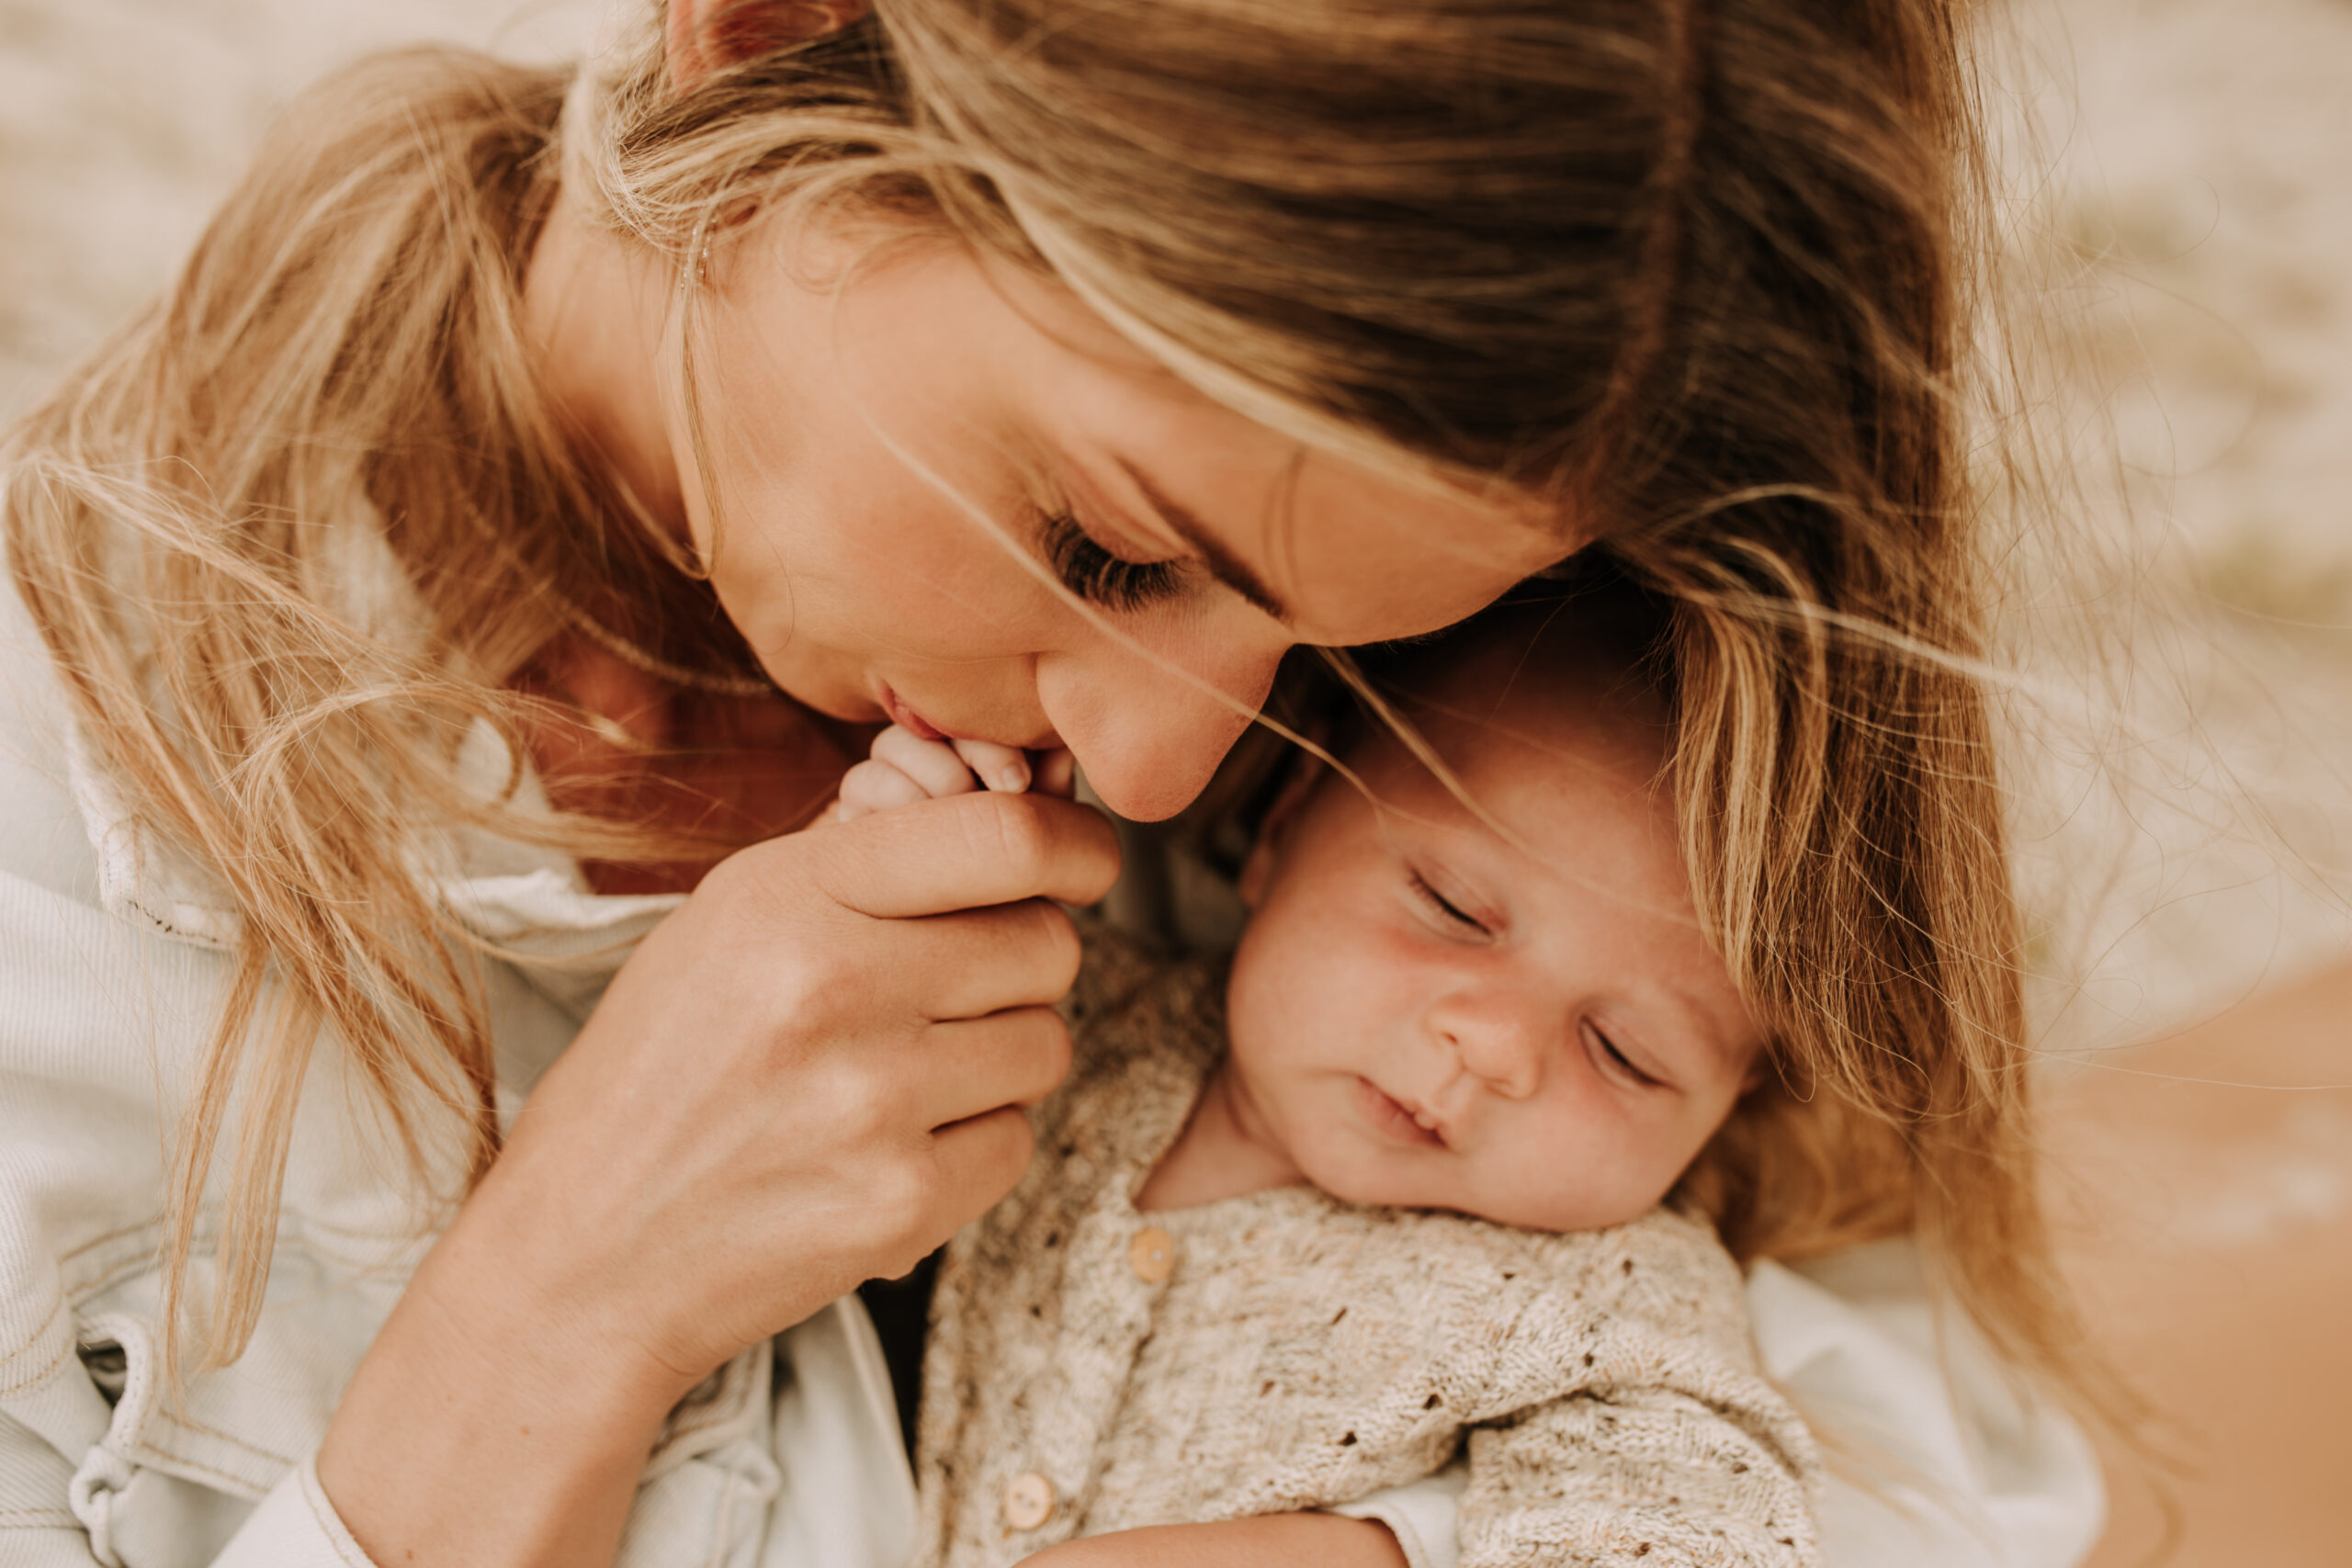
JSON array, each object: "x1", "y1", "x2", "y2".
[{"x1": 913, "y1": 931, "x2": 1823, "y2": 1568}]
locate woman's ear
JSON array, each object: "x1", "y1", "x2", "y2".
[
  {"x1": 667, "y1": 0, "x2": 872, "y2": 90},
  {"x1": 1236, "y1": 751, "x2": 1328, "y2": 910}
]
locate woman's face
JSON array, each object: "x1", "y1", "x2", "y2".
[{"x1": 539, "y1": 210, "x2": 1572, "y2": 822}]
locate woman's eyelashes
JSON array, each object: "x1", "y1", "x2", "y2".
[{"x1": 1039, "y1": 511, "x2": 1184, "y2": 611}]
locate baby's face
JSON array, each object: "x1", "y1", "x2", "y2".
[{"x1": 1223, "y1": 684, "x2": 1759, "y2": 1234}]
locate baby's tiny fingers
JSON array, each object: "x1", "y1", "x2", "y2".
[
  {"x1": 951, "y1": 737, "x2": 1032, "y2": 795},
  {"x1": 874, "y1": 725, "x2": 984, "y2": 799},
  {"x1": 836, "y1": 757, "x2": 931, "y2": 821}
]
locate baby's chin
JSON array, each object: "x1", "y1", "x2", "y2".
[
  {"x1": 1460, "y1": 1185, "x2": 1674, "y2": 1236},
  {"x1": 1302, "y1": 1143, "x2": 1665, "y2": 1234},
  {"x1": 1293, "y1": 1140, "x2": 1466, "y2": 1218}
]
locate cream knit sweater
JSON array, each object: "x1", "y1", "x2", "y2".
[{"x1": 913, "y1": 933, "x2": 1823, "y2": 1568}]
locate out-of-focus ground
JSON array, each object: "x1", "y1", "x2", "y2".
[
  {"x1": 0, "y1": 0, "x2": 605, "y2": 406},
  {"x1": 2046, "y1": 962, "x2": 2352, "y2": 1568},
  {"x1": 1996, "y1": 4, "x2": 2352, "y2": 1563},
  {"x1": 0, "y1": 0, "x2": 2345, "y2": 1563}
]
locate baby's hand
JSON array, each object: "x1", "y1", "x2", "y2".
[{"x1": 833, "y1": 725, "x2": 1079, "y2": 823}]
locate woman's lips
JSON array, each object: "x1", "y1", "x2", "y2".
[
  {"x1": 1354, "y1": 1077, "x2": 1447, "y2": 1150},
  {"x1": 876, "y1": 683, "x2": 1066, "y2": 756},
  {"x1": 880, "y1": 684, "x2": 949, "y2": 742}
]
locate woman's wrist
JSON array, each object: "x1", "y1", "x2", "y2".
[{"x1": 316, "y1": 1179, "x2": 707, "y2": 1568}]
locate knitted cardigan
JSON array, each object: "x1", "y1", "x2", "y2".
[{"x1": 913, "y1": 933, "x2": 1823, "y2": 1568}]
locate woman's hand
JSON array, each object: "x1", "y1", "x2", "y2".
[
  {"x1": 488, "y1": 785, "x2": 1118, "y2": 1372},
  {"x1": 1018, "y1": 1517, "x2": 1410, "y2": 1568},
  {"x1": 318, "y1": 788, "x2": 1120, "y2": 1568}
]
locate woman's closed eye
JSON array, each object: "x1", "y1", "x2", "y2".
[{"x1": 1040, "y1": 512, "x2": 1184, "y2": 611}]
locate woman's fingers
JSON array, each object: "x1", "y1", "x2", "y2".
[
  {"x1": 922, "y1": 1104, "x2": 1041, "y2": 1234},
  {"x1": 913, "y1": 1005, "x2": 1072, "y2": 1128},
  {"x1": 772, "y1": 894, "x2": 1077, "y2": 1024},
  {"x1": 444, "y1": 787, "x2": 1114, "y2": 1398},
  {"x1": 803, "y1": 790, "x2": 1121, "y2": 919},
  {"x1": 907, "y1": 898, "x2": 1085, "y2": 1021}
]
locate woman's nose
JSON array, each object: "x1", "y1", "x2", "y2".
[
  {"x1": 1436, "y1": 993, "x2": 1553, "y2": 1101},
  {"x1": 1037, "y1": 626, "x2": 1284, "y2": 823}
]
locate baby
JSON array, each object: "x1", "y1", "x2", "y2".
[{"x1": 835, "y1": 605, "x2": 1822, "y2": 1568}]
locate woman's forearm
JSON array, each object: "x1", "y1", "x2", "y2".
[
  {"x1": 1017, "y1": 1516, "x2": 1411, "y2": 1568},
  {"x1": 315, "y1": 1183, "x2": 696, "y2": 1568}
]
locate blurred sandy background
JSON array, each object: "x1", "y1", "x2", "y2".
[{"x1": 1, "y1": 1, "x2": 2346, "y2": 1562}]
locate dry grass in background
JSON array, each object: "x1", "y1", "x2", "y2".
[{"x1": 1, "y1": 1, "x2": 2344, "y2": 1562}]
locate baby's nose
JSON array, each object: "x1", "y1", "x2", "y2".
[{"x1": 1442, "y1": 997, "x2": 1553, "y2": 1101}]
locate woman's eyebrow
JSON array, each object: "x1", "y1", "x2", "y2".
[{"x1": 1114, "y1": 457, "x2": 1293, "y2": 624}]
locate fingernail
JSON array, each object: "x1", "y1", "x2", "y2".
[{"x1": 996, "y1": 762, "x2": 1031, "y2": 794}]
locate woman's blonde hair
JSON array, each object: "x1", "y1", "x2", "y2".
[{"x1": 3, "y1": 0, "x2": 2124, "y2": 1435}]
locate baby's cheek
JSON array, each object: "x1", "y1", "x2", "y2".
[
  {"x1": 1469, "y1": 1118, "x2": 1668, "y2": 1235},
  {"x1": 1223, "y1": 915, "x2": 1344, "y2": 1064},
  {"x1": 1218, "y1": 953, "x2": 1290, "y2": 1069},
  {"x1": 1293, "y1": 1125, "x2": 1442, "y2": 1213}
]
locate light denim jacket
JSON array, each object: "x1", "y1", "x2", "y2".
[
  {"x1": 0, "y1": 570, "x2": 2103, "y2": 1568},
  {"x1": 0, "y1": 572, "x2": 922, "y2": 1568}
]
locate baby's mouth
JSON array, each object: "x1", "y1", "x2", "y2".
[{"x1": 1354, "y1": 1077, "x2": 1448, "y2": 1150}]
